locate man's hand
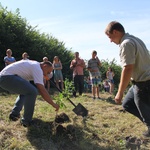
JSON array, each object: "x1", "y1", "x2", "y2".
[
  {"x1": 36, "y1": 83, "x2": 60, "y2": 111},
  {"x1": 53, "y1": 103, "x2": 59, "y2": 111},
  {"x1": 115, "y1": 92, "x2": 123, "y2": 105}
]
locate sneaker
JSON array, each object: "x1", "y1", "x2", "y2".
[
  {"x1": 143, "y1": 127, "x2": 150, "y2": 137},
  {"x1": 9, "y1": 113, "x2": 20, "y2": 121},
  {"x1": 97, "y1": 97, "x2": 101, "y2": 100},
  {"x1": 20, "y1": 119, "x2": 33, "y2": 127}
]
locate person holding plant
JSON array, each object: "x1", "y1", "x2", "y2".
[{"x1": 105, "y1": 21, "x2": 150, "y2": 137}]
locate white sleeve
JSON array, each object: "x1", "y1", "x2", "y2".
[{"x1": 32, "y1": 68, "x2": 44, "y2": 85}]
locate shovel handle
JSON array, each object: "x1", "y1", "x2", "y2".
[
  {"x1": 50, "y1": 80, "x2": 62, "y2": 93},
  {"x1": 67, "y1": 98, "x2": 76, "y2": 107},
  {"x1": 50, "y1": 80, "x2": 77, "y2": 107}
]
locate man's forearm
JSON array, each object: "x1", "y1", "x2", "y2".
[{"x1": 118, "y1": 65, "x2": 133, "y2": 94}]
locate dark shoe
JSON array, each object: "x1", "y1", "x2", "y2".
[
  {"x1": 97, "y1": 97, "x2": 101, "y2": 100},
  {"x1": 20, "y1": 119, "x2": 33, "y2": 127},
  {"x1": 73, "y1": 95, "x2": 77, "y2": 98},
  {"x1": 9, "y1": 113, "x2": 20, "y2": 121},
  {"x1": 79, "y1": 93, "x2": 82, "y2": 96},
  {"x1": 73, "y1": 91, "x2": 76, "y2": 97},
  {"x1": 92, "y1": 97, "x2": 95, "y2": 100},
  {"x1": 143, "y1": 127, "x2": 150, "y2": 137}
]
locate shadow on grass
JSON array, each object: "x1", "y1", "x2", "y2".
[
  {"x1": 101, "y1": 96, "x2": 116, "y2": 105},
  {"x1": 26, "y1": 117, "x2": 117, "y2": 150}
]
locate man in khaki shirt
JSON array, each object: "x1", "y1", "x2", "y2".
[{"x1": 105, "y1": 21, "x2": 150, "y2": 137}]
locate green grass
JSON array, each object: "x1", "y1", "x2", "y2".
[{"x1": 0, "y1": 90, "x2": 150, "y2": 150}]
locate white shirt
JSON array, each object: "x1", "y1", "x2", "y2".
[{"x1": 0, "y1": 60, "x2": 44, "y2": 85}]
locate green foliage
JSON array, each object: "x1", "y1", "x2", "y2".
[
  {"x1": 0, "y1": 4, "x2": 73, "y2": 80},
  {"x1": 53, "y1": 93, "x2": 67, "y2": 108},
  {"x1": 0, "y1": 5, "x2": 123, "y2": 90},
  {"x1": 63, "y1": 78, "x2": 75, "y2": 98},
  {"x1": 53, "y1": 78, "x2": 75, "y2": 108}
]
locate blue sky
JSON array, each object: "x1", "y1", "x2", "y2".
[{"x1": 1, "y1": 0, "x2": 150, "y2": 63}]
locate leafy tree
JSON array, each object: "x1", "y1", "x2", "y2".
[
  {"x1": 0, "y1": 5, "x2": 123, "y2": 92},
  {"x1": 0, "y1": 5, "x2": 73, "y2": 80}
]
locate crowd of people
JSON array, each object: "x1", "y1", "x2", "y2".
[
  {"x1": 0, "y1": 48, "x2": 112, "y2": 127},
  {"x1": 2, "y1": 48, "x2": 115, "y2": 98},
  {"x1": 0, "y1": 21, "x2": 150, "y2": 138}
]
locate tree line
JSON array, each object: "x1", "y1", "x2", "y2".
[{"x1": 0, "y1": 5, "x2": 122, "y2": 92}]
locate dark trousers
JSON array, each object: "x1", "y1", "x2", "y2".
[
  {"x1": 73, "y1": 75, "x2": 84, "y2": 96},
  {"x1": 122, "y1": 80, "x2": 150, "y2": 127}
]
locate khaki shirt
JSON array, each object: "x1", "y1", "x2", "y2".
[{"x1": 119, "y1": 33, "x2": 150, "y2": 82}]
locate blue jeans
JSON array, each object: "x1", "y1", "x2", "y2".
[
  {"x1": 0, "y1": 75, "x2": 38, "y2": 122},
  {"x1": 122, "y1": 81, "x2": 150, "y2": 127}
]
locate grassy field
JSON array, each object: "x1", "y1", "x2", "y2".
[{"x1": 0, "y1": 90, "x2": 150, "y2": 150}]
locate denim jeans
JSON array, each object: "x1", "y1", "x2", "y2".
[
  {"x1": 122, "y1": 81, "x2": 150, "y2": 127},
  {"x1": 0, "y1": 75, "x2": 38, "y2": 122}
]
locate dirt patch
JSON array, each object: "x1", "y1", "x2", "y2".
[{"x1": 55, "y1": 113, "x2": 70, "y2": 124}]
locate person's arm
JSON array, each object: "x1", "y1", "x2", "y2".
[
  {"x1": 96, "y1": 57, "x2": 101, "y2": 66},
  {"x1": 115, "y1": 64, "x2": 134, "y2": 104},
  {"x1": 77, "y1": 59, "x2": 85, "y2": 68},
  {"x1": 5, "y1": 57, "x2": 16, "y2": 65},
  {"x1": 4, "y1": 58, "x2": 11, "y2": 65},
  {"x1": 5, "y1": 60, "x2": 10, "y2": 65},
  {"x1": 53, "y1": 62, "x2": 62, "y2": 70},
  {"x1": 57, "y1": 62, "x2": 62, "y2": 70},
  {"x1": 82, "y1": 60, "x2": 86, "y2": 68},
  {"x1": 112, "y1": 71, "x2": 115, "y2": 77},
  {"x1": 87, "y1": 61, "x2": 95, "y2": 72},
  {"x1": 60, "y1": 62, "x2": 63, "y2": 69},
  {"x1": 52, "y1": 63, "x2": 55, "y2": 69},
  {"x1": 36, "y1": 83, "x2": 59, "y2": 111},
  {"x1": 70, "y1": 60, "x2": 76, "y2": 69},
  {"x1": 106, "y1": 71, "x2": 109, "y2": 78}
]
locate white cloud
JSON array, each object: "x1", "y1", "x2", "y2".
[{"x1": 28, "y1": 12, "x2": 150, "y2": 63}]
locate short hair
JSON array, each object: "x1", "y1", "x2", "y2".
[
  {"x1": 92, "y1": 50, "x2": 97, "y2": 55},
  {"x1": 43, "y1": 57, "x2": 48, "y2": 61},
  {"x1": 105, "y1": 21, "x2": 125, "y2": 34},
  {"x1": 75, "y1": 52, "x2": 79, "y2": 55},
  {"x1": 41, "y1": 61, "x2": 52, "y2": 67},
  {"x1": 6, "y1": 49, "x2": 12, "y2": 54},
  {"x1": 22, "y1": 52, "x2": 28, "y2": 58}
]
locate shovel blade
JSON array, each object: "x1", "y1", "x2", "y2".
[{"x1": 72, "y1": 103, "x2": 88, "y2": 117}]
